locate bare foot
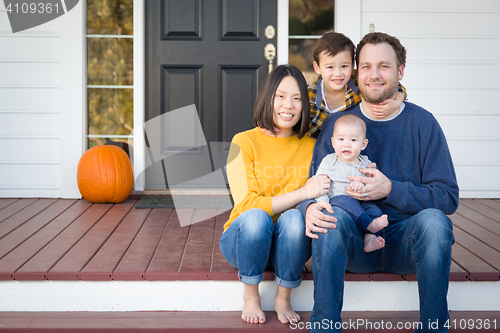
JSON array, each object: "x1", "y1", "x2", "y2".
[
  {"x1": 242, "y1": 284, "x2": 266, "y2": 324},
  {"x1": 274, "y1": 285, "x2": 300, "y2": 324},
  {"x1": 364, "y1": 234, "x2": 385, "y2": 252},
  {"x1": 366, "y1": 214, "x2": 388, "y2": 234}
]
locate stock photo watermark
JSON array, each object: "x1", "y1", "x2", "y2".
[
  {"x1": 3, "y1": 0, "x2": 79, "y2": 33},
  {"x1": 132, "y1": 105, "x2": 236, "y2": 227},
  {"x1": 290, "y1": 318, "x2": 498, "y2": 331}
]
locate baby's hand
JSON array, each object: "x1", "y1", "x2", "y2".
[
  {"x1": 368, "y1": 91, "x2": 404, "y2": 119},
  {"x1": 367, "y1": 162, "x2": 377, "y2": 169},
  {"x1": 347, "y1": 180, "x2": 364, "y2": 192}
]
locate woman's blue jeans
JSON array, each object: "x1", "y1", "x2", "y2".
[
  {"x1": 219, "y1": 208, "x2": 311, "y2": 288},
  {"x1": 310, "y1": 207, "x2": 454, "y2": 333}
]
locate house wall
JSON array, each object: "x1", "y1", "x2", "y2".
[
  {"x1": 0, "y1": 1, "x2": 498, "y2": 199},
  {"x1": 0, "y1": 2, "x2": 84, "y2": 198},
  {"x1": 337, "y1": 0, "x2": 500, "y2": 198}
]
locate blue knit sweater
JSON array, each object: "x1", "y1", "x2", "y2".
[{"x1": 297, "y1": 102, "x2": 459, "y2": 221}]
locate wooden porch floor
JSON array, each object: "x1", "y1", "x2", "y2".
[{"x1": 0, "y1": 198, "x2": 499, "y2": 282}]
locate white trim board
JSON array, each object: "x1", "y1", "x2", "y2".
[
  {"x1": 276, "y1": 0, "x2": 289, "y2": 65},
  {"x1": 132, "y1": 0, "x2": 145, "y2": 191},
  {"x1": 59, "y1": 0, "x2": 84, "y2": 198},
  {"x1": 1, "y1": 280, "x2": 498, "y2": 312}
]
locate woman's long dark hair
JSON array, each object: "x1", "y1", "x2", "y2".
[{"x1": 252, "y1": 65, "x2": 310, "y2": 138}]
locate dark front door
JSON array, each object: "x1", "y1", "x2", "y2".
[{"x1": 145, "y1": 0, "x2": 278, "y2": 189}]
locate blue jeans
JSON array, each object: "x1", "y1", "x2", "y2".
[
  {"x1": 329, "y1": 195, "x2": 383, "y2": 236},
  {"x1": 219, "y1": 208, "x2": 311, "y2": 288},
  {"x1": 310, "y1": 208, "x2": 454, "y2": 333}
]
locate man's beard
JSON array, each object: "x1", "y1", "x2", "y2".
[{"x1": 359, "y1": 79, "x2": 399, "y2": 104}]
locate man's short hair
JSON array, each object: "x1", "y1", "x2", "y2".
[
  {"x1": 333, "y1": 114, "x2": 367, "y2": 139},
  {"x1": 356, "y1": 32, "x2": 406, "y2": 68},
  {"x1": 313, "y1": 32, "x2": 355, "y2": 66}
]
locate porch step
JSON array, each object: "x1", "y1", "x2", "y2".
[{"x1": 1, "y1": 311, "x2": 499, "y2": 332}]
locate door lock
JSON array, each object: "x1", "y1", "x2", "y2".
[
  {"x1": 264, "y1": 43, "x2": 276, "y2": 74},
  {"x1": 265, "y1": 25, "x2": 275, "y2": 39}
]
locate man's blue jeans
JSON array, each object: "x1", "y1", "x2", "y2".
[
  {"x1": 310, "y1": 207, "x2": 454, "y2": 333},
  {"x1": 220, "y1": 208, "x2": 311, "y2": 288}
]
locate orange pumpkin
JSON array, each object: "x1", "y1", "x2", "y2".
[{"x1": 77, "y1": 145, "x2": 134, "y2": 203}]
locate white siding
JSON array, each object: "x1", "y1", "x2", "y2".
[
  {"x1": 0, "y1": 3, "x2": 83, "y2": 198},
  {"x1": 337, "y1": 0, "x2": 500, "y2": 198},
  {"x1": 1, "y1": 1, "x2": 499, "y2": 198}
]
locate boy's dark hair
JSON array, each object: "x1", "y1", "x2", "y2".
[
  {"x1": 313, "y1": 32, "x2": 355, "y2": 65},
  {"x1": 356, "y1": 32, "x2": 406, "y2": 68},
  {"x1": 253, "y1": 65, "x2": 309, "y2": 139}
]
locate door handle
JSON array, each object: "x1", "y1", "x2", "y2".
[{"x1": 264, "y1": 43, "x2": 276, "y2": 74}]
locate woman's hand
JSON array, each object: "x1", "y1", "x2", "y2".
[
  {"x1": 302, "y1": 175, "x2": 330, "y2": 199},
  {"x1": 271, "y1": 175, "x2": 330, "y2": 215}
]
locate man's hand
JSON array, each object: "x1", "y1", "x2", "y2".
[
  {"x1": 346, "y1": 168, "x2": 392, "y2": 201},
  {"x1": 305, "y1": 201, "x2": 337, "y2": 239}
]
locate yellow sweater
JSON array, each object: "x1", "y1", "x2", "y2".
[{"x1": 224, "y1": 127, "x2": 316, "y2": 232}]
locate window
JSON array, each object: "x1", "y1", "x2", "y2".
[
  {"x1": 87, "y1": 0, "x2": 133, "y2": 156},
  {"x1": 288, "y1": 0, "x2": 334, "y2": 83}
]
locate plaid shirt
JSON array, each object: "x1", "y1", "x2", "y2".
[{"x1": 307, "y1": 70, "x2": 407, "y2": 138}]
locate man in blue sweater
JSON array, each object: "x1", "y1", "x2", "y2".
[{"x1": 298, "y1": 32, "x2": 459, "y2": 332}]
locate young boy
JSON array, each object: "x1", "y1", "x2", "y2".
[
  {"x1": 314, "y1": 114, "x2": 388, "y2": 252},
  {"x1": 307, "y1": 32, "x2": 406, "y2": 138}
]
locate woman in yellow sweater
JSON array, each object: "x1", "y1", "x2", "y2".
[{"x1": 220, "y1": 65, "x2": 330, "y2": 325}]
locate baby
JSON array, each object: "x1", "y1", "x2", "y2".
[{"x1": 315, "y1": 114, "x2": 388, "y2": 252}]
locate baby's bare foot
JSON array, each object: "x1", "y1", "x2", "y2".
[
  {"x1": 364, "y1": 235, "x2": 385, "y2": 252},
  {"x1": 366, "y1": 214, "x2": 388, "y2": 234},
  {"x1": 275, "y1": 286, "x2": 300, "y2": 324},
  {"x1": 242, "y1": 297, "x2": 266, "y2": 324}
]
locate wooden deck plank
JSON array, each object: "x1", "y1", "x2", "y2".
[
  {"x1": 0, "y1": 198, "x2": 18, "y2": 211},
  {"x1": 80, "y1": 207, "x2": 151, "y2": 281},
  {"x1": 454, "y1": 203, "x2": 500, "y2": 236},
  {"x1": 467, "y1": 199, "x2": 500, "y2": 222},
  {"x1": 0, "y1": 199, "x2": 76, "y2": 259},
  {"x1": 451, "y1": 211, "x2": 500, "y2": 252},
  {"x1": 480, "y1": 199, "x2": 500, "y2": 213},
  {"x1": 1, "y1": 311, "x2": 498, "y2": 332},
  {"x1": 452, "y1": 227, "x2": 500, "y2": 280},
  {"x1": 0, "y1": 198, "x2": 57, "y2": 239},
  {"x1": 0, "y1": 198, "x2": 37, "y2": 223},
  {"x1": 112, "y1": 208, "x2": 170, "y2": 280},
  {"x1": 452, "y1": 242, "x2": 497, "y2": 279},
  {"x1": 46, "y1": 200, "x2": 137, "y2": 280},
  {"x1": 0, "y1": 200, "x2": 92, "y2": 280},
  {"x1": 144, "y1": 209, "x2": 189, "y2": 281},
  {"x1": 449, "y1": 261, "x2": 468, "y2": 281},
  {"x1": 209, "y1": 209, "x2": 238, "y2": 280},
  {"x1": 0, "y1": 199, "x2": 498, "y2": 283},
  {"x1": 177, "y1": 209, "x2": 217, "y2": 280},
  {"x1": 460, "y1": 199, "x2": 500, "y2": 224},
  {"x1": 14, "y1": 203, "x2": 112, "y2": 280}
]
